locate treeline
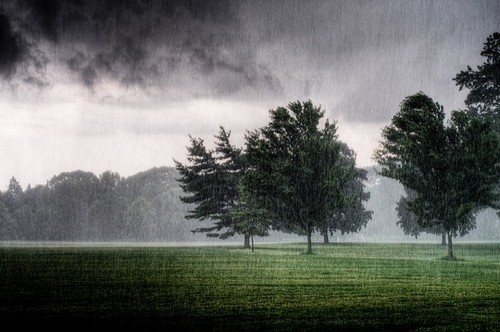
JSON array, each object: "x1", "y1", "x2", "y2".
[{"x1": 0, "y1": 167, "x2": 190, "y2": 241}]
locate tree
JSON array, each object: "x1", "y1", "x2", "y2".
[
  {"x1": 455, "y1": 32, "x2": 500, "y2": 216},
  {"x1": 47, "y1": 171, "x2": 100, "y2": 240},
  {"x1": 230, "y1": 185, "x2": 271, "y2": 252},
  {"x1": 6, "y1": 177, "x2": 22, "y2": 200},
  {"x1": 0, "y1": 199, "x2": 16, "y2": 240},
  {"x1": 396, "y1": 187, "x2": 447, "y2": 245},
  {"x1": 243, "y1": 100, "x2": 344, "y2": 254},
  {"x1": 124, "y1": 196, "x2": 155, "y2": 241},
  {"x1": 175, "y1": 127, "x2": 252, "y2": 247},
  {"x1": 374, "y1": 92, "x2": 500, "y2": 258},
  {"x1": 321, "y1": 142, "x2": 372, "y2": 243},
  {"x1": 454, "y1": 32, "x2": 500, "y2": 132},
  {"x1": 89, "y1": 171, "x2": 123, "y2": 240}
]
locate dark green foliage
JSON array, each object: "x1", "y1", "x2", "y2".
[
  {"x1": 243, "y1": 101, "x2": 345, "y2": 253},
  {"x1": 455, "y1": 32, "x2": 500, "y2": 217},
  {"x1": 375, "y1": 92, "x2": 500, "y2": 258},
  {"x1": 230, "y1": 186, "x2": 271, "y2": 251},
  {"x1": 322, "y1": 142, "x2": 372, "y2": 242},
  {"x1": 0, "y1": 244, "x2": 498, "y2": 331},
  {"x1": 454, "y1": 32, "x2": 500, "y2": 132},
  {"x1": 396, "y1": 187, "x2": 445, "y2": 239},
  {"x1": 175, "y1": 127, "x2": 252, "y2": 242}
]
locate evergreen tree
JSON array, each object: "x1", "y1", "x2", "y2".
[{"x1": 175, "y1": 127, "x2": 252, "y2": 247}]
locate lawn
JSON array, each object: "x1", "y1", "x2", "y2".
[{"x1": 0, "y1": 242, "x2": 499, "y2": 331}]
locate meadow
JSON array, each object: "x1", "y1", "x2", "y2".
[{"x1": 0, "y1": 242, "x2": 499, "y2": 331}]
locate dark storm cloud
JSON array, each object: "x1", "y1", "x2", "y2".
[
  {"x1": 0, "y1": 4, "x2": 49, "y2": 86},
  {"x1": 0, "y1": 0, "x2": 281, "y2": 95},
  {"x1": 1, "y1": 0, "x2": 500, "y2": 119},
  {"x1": 0, "y1": 11, "x2": 25, "y2": 78}
]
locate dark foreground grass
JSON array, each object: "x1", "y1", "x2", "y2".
[{"x1": 0, "y1": 243, "x2": 499, "y2": 331}]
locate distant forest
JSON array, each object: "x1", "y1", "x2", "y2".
[
  {"x1": 0, "y1": 167, "x2": 498, "y2": 243},
  {"x1": 0, "y1": 167, "x2": 192, "y2": 241}
]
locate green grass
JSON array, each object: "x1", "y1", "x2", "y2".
[{"x1": 0, "y1": 243, "x2": 499, "y2": 331}]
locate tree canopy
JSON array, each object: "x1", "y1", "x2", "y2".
[
  {"x1": 396, "y1": 187, "x2": 446, "y2": 242},
  {"x1": 175, "y1": 127, "x2": 255, "y2": 247},
  {"x1": 454, "y1": 32, "x2": 500, "y2": 132},
  {"x1": 374, "y1": 92, "x2": 500, "y2": 258},
  {"x1": 321, "y1": 142, "x2": 372, "y2": 243},
  {"x1": 243, "y1": 100, "x2": 354, "y2": 254}
]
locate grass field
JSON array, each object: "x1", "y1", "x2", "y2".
[{"x1": 0, "y1": 242, "x2": 499, "y2": 331}]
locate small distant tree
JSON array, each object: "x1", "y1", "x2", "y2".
[
  {"x1": 374, "y1": 92, "x2": 500, "y2": 259},
  {"x1": 175, "y1": 127, "x2": 252, "y2": 247},
  {"x1": 243, "y1": 100, "x2": 344, "y2": 254}
]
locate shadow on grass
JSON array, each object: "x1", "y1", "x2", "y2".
[{"x1": 439, "y1": 256, "x2": 465, "y2": 261}]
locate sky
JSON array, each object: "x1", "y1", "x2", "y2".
[{"x1": 0, "y1": 0, "x2": 499, "y2": 190}]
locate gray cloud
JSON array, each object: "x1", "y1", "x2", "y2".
[
  {"x1": 0, "y1": 0, "x2": 281, "y2": 97},
  {"x1": 241, "y1": 0, "x2": 500, "y2": 121},
  {"x1": 1, "y1": 0, "x2": 499, "y2": 121}
]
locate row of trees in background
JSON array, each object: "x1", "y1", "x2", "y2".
[
  {"x1": 176, "y1": 101, "x2": 372, "y2": 254},
  {"x1": 0, "y1": 168, "x2": 187, "y2": 241}
]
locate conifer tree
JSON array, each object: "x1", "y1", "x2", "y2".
[{"x1": 175, "y1": 127, "x2": 255, "y2": 247}]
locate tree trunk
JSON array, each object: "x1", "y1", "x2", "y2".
[
  {"x1": 307, "y1": 228, "x2": 313, "y2": 254},
  {"x1": 251, "y1": 235, "x2": 254, "y2": 253},
  {"x1": 244, "y1": 234, "x2": 251, "y2": 249},
  {"x1": 441, "y1": 232, "x2": 447, "y2": 246},
  {"x1": 323, "y1": 231, "x2": 329, "y2": 244},
  {"x1": 447, "y1": 232, "x2": 454, "y2": 259}
]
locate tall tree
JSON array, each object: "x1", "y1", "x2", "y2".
[
  {"x1": 175, "y1": 127, "x2": 252, "y2": 247},
  {"x1": 454, "y1": 32, "x2": 500, "y2": 132},
  {"x1": 374, "y1": 92, "x2": 500, "y2": 258},
  {"x1": 243, "y1": 100, "x2": 344, "y2": 254},
  {"x1": 455, "y1": 32, "x2": 500, "y2": 216},
  {"x1": 321, "y1": 142, "x2": 372, "y2": 243}
]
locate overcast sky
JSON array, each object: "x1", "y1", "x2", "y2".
[{"x1": 0, "y1": 0, "x2": 499, "y2": 189}]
